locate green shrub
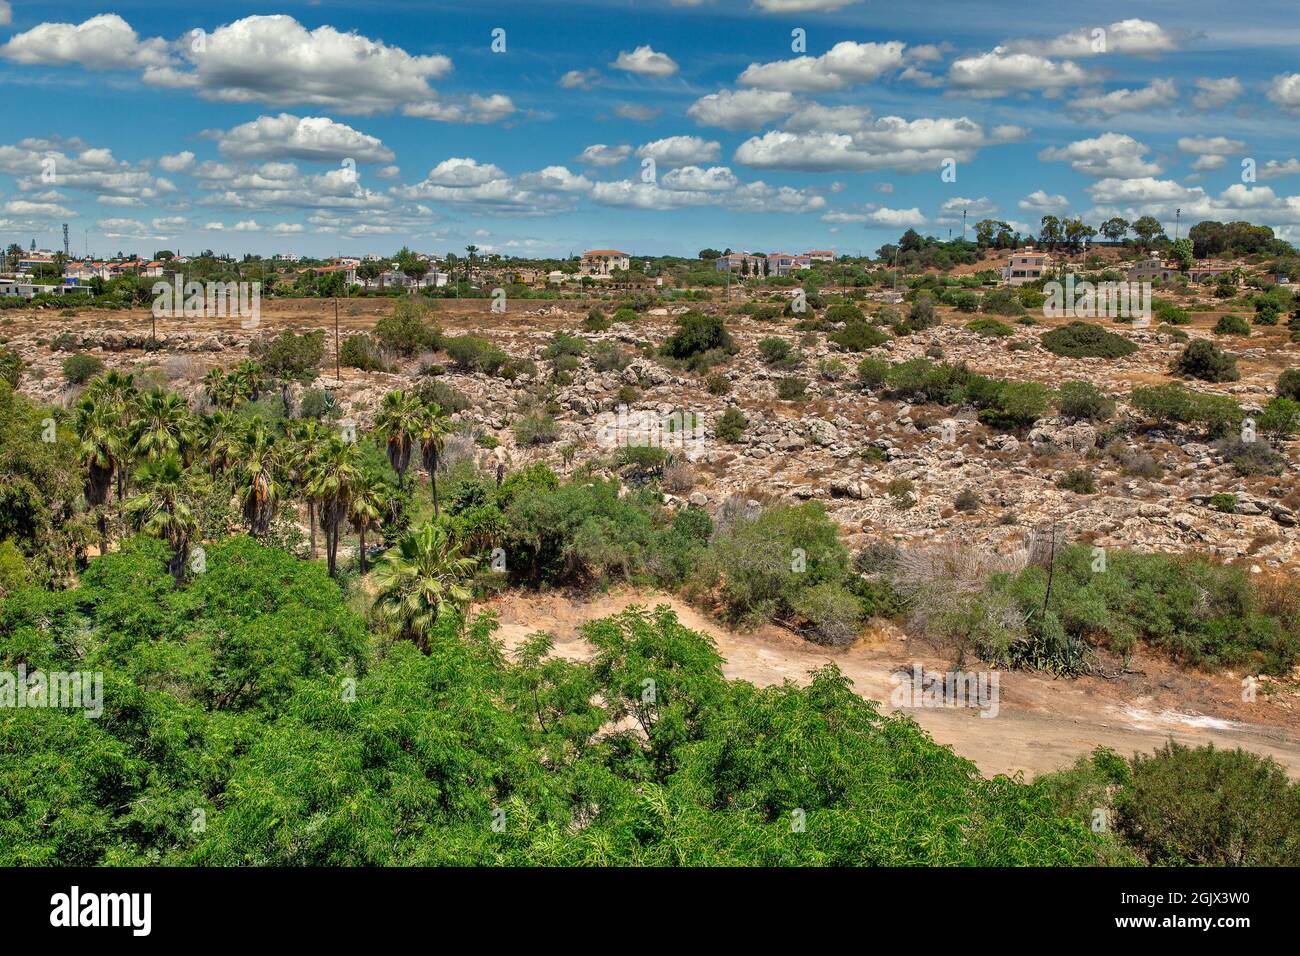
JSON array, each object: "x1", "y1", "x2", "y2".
[
  {"x1": 445, "y1": 335, "x2": 508, "y2": 375},
  {"x1": 1055, "y1": 468, "x2": 1097, "y2": 494},
  {"x1": 297, "y1": 387, "x2": 336, "y2": 420},
  {"x1": 1114, "y1": 743, "x2": 1300, "y2": 865},
  {"x1": 1040, "y1": 322, "x2": 1138, "y2": 358},
  {"x1": 542, "y1": 332, "x2": 586, "y2": 360},
  {"x1": 249, "y1": 329, "x2": 325, "y2": 382},
  {"x1": 715, "y1": 406, "x2": 748, "y2": 442},
  {"x1": 757, "y1": 337, "x2": 793, "y2": 365},
  {"x1": 61, "y1": 353, "x2": 104, "y2": 385},
  {"x1": 413, "y1": 378, "x2": 470, "y2": 414},
  {"x1": 1258, "y1": 397, "x2": 1300, "y2": 439},
  {"x1": 828, "y1": 321, "x2": 888, "y2": 351},
  {"x1": 1277, "y1": 368, "x2": 1300, "y2": 400},
  {"x1": 660, "y1": 311, "x2": 735, "y2": 362},
  {"x1": 775, "y1": 377, "x2": 809, "y2": 401},
  {"x1": 513, "y1": 412, "x2": 559, "y2": 446},
  {"x1": 1214, "y1": 314, "x2": 1250, "y2": 336},
  {"x1": 374, "y1": 300, "x2": 440, "y2": 356},
  {"x1": 1173, "y1": 339, "x2": 1239, "y2": 382},
  {"x1": 856, "y1": 357, "x2": 890, "y2": 388},
  {"x1": 965, "y1": 317, "x2": 1014, "y2": 337},
  {"x1": 1054, "y1": 381, "x2": 1114, "y2": 422},
  {"x1": 907, "y1": 294, "x2": 938, "y2": 331},
  {"x1": 705, "y1": 372, "x2": 731, "y2": 395},
  {"x1": 1153, "y1": 299, "x2": 1191, "y2": 325},
  {"x1": 1209, "y1": 492, "x2": 1237, "y2": 513},
  {"x1": 339, "y1": 333, "x2": 386, "y2": 371}
]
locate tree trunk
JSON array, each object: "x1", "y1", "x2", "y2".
[
  {"x1": 431, "y1": 472, "x2": 440, "y2": 519},
  {"x1": 358, "y1": 525, "x2": 366, "y2": 574},
  {"x1": 308, "y1": 501, "x2": 318, "y2": 558}
]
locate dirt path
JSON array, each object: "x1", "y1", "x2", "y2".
[{"x1": 478, "y1": 589, "x2": 1300, "y2": 780}]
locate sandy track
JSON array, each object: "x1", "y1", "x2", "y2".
[{"x1": 479, "y1": 589, "x2": 1300, "y2": 779}]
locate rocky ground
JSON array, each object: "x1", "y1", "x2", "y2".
[{"x1": 6, "y1": 292, "x2": 1294, "y2": 572}]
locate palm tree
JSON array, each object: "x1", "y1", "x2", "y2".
[
  {"x1": 85, "y1": 371, "x2": 137, "y2": 499},
  {"x1": 374, "y1": 389, "x2": 422, "y2": 491},
  {"x1": 417, "y1": 403, "x2": 452, "y2": 518},
  {"x1": 232, "y1": 359, "x2": 265, "y2": 402},
  {"x1": 203, "y1": 367, "x2": 227, "y2": 407},
  {"x1": 126, "y1": 454, "x2": 200, "y2": 584},
  {"x1": 287, "y1": 419, "x2": 324, "y2": 558},
  {"x1": 131, "y1": 388, "x2": 192, "y2": 463},
  {"x1": 348, "y1": 468, "x2": 387, "y2": 574},
  {"x1": 464, "y1": 244, "x2": 478, "y2": 283},
  {"x1": 201, "y1": 409, "x2": 240, "y2": 478},
  {"x1": 305, "y1": 435, "x2": 361, "y2": 577},
  {"x1": 372, "y1": 524, "x2": 477, "y2": 650},
  {"x1": 236, "y1": 417, "x2": 280, "y2": 537},
  {"x1": 75, "y1": 395, "x2": 122, "y2": 551}
]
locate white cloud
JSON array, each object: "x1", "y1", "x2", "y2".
[
  {"x1": 1177, "y1": 135, "x2": 1245, "y2": 155},
  {"x1": 687, "y1": 89, "x2": 800, "y2": 130},
  {"x1": 1267, "y1": 73, "x2": 1300, "y2": 113},
  {"x1": 636, "y1": 135, "x2": 721, "y2": 167},
  {"x1": 402, "y1": 94, "x2": 517, "y2": 124},
  {"x1": 213, "y1": 113, "x2": 395, "y2": 163},
  {"x1": 158, "y1": 151, "x2": 195, "y2": 173},
  {"x1": 590, "y1": 180, "x2": 712, "y2": 210},
  {"x1": 866, "y1": 206, "x2": 927, "y2": 227},
  {"x1": 1, "y1": 14, "x2": 169, "y2": 70},
  {"x1": 577, "y1": 144, "x2": 633, "y2": 167},
  {"x1": 5, "y1": 199, "x2": 77, "y2": 218},
  {"x1": 1069, "y1": 78, "x2": 1176, "y2": 115},
  {"x1": 615, "y1": 103, "x2": 662, "y2": 122},
  {"x1": 735, "y1": 116, "x2": 1023, "y2": 173},
  {"x1": 660, "y1": 165, "x2": 738, "y2": 191},
  {"x1": 1259, "y1": 159, "x2": 1300, "y2": 180},
  {"x1": 1007, "y1": 19, "x2": 1178, "y2": 58},
  {"x1": 559, "y1": 69, "x2": 601, "y2": 90},
  {"x1": 424, "y1": 157, "x2": 506, "y2": 187},
  {"x1": 1039, "y1": 133, "x2": 1161, "y2": 178},
  {"x1": 1192, "y1": 77, "x2": 1243, "y2": 109},
  {"x1": 947, "y1": 48, "x2": 1089, "y2": 96},
  {"x1": 0, "y1": 3, "x2": 10, "y2": 28},
  {"x1": 611, "y1": 45, "x2": 678, "y2": 77},
  {"x1": 146, "y1": 15, "x2": 452, "y2": 114},
  {"x1": 739, "y1": 41, "x2": 905, "y2": 92},
  {"x1": 937, "y1": 196, "x2": 996, "y2": 222},
  {"x1": 1019, "y1": 190, "x2": 1069, "y2": 212}
]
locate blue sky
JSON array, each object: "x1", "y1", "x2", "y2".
[{"x1": 1, "y1": 0, "x2": 1299, "y2": 260}]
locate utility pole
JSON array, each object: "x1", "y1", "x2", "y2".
[
  {"x1": 962, "y1": 208, "x2": 967, "y2": 242},
  {"x1": 334, "y1": 294, "x2": 341, "y2": 382},
  {"x1": 1175, "y1": 208, "x2": 1181, "y2": 242}
]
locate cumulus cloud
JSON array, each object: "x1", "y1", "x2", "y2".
[
  {"x1": 735, "y1": 116, "x2": 1023, "y2": 173},
  {"x1": 865, "y1": 206, "x2": 927, "y2": 227},
  {"x1": 1259, "y1": 159, "x2": 1300, "y2": 180},
  {"x1": 636, "y1": 135, "x2": 721, "y2": 167},
  {"x1": 687, "y1": 89, "x2": 801, "y2": 130},
  {"x1": 1069, "y1": 78, "x2": 1176, "y2": 115},
  {"x1": 739, "y1": 41, "x2": 905, "y2": 92},
  {"x1": 559, "y1": 69, "x2": 601, "y2": 89},
  {"x1": 1006, "y1": 19, "x2": 1178, "y2": 58},
  {"x1": 0, "y1": 137, "x2": 175, "y2": 203},
  {"x1": 1192, "y1": 77, "x2": 1243, "y2": 109},
  {"x1": 660, "y1": 165, "x2": 738, "y2": 191},
  {"x1": 753, "y1": 0, "x2": 860, "y2": 11},
  {"x1": 577, "y1": 144, "x2": 633, "y2": 167},
  {"x1": 1267, "y1": 73, "x2": 1300, "y2": 114},
  {"x1": 211, "y1": 114, "x2": 395, "y2": 164},
  {"x1": 1019, "y1": 190, "x2": 1069, "y2": 212},
  {"x1": 1, "y1": 14, "x2": 169, "y2": 70},
  {"x1": 947, "y1": 48, "x2": 1089, "y2": 96},
  {"x1": 1039, "y1": 133, "x2": 1161, "y2": 178},
  {"x1": 611, "y1": 45, "x2": 678, "y2": 77},
  {"x1": 158, "y1": 151, "x2": 196, "y2": 173},
  {"x1": 615, "y1": 103, "x2": 662, "y2": 122},
  {"x1": 402, "y1": 94, "x2": 517, "y2": 124}
]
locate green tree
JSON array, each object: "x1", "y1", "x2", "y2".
[{"x1": 372, "y1": 524, "x2": 477, "y2": 650}]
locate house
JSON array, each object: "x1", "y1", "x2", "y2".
[
  {"x1": 766, "y1": 252, "x2": 811, "y2": 276},
  {"x1": 1001, "y1": 249, "x2": 1053, "y2": 286},
  {"x1": 1126, "y1": 258, "x2": 1177, "y2": 283},
  {"x1": 805, "y1": 249, "x2": 835, "y2": 263},
  {"x1": 300, "y1": 263, "x2": 358, "y2": 285},
  {"x1": 1188, "y1": 262, "x2": 1233, "y2": 284},
  {"x1": 579, "y1": 249, "x2": 630, "y2": 276},
  {"x1": 714, "y1": 252, "x2": 767, "y2": 275}
]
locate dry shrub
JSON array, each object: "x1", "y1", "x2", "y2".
[{"x1": 662, "y1": 462, "x2": 696, "y2": 494}]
